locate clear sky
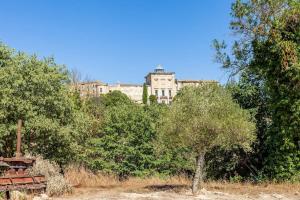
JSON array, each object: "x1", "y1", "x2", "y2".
[{"x1": 0, "y1": 0, "x2": 234, "y2": 84}]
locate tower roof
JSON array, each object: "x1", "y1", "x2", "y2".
[{"x1": 154, "y1": 64, "x2": 165, "y2": 73}]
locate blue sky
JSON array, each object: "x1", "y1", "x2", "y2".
[{"x1": 0, "y1": 0, "x2": 234, "y2": 84}]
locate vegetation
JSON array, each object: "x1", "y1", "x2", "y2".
[
  {"x1": 29, "y1": 156, "x2": 72, "y2": 196},
  {"x1": 149, "y1": 94, "x2": 157, "y2": 104},
  {"x1": 0, "y1": 0, "x2": 298, "y2": 197},
  {"x1": 86, "y1": 101, "x2": 157, "y2": 178},
  {"x1": 142, "y1": 83, "x2": 148, "y2": 104},
  {"x1": 205, "y1": 71, "x2": 269, "y2": 181},
  {"x1": 214, "y1": 0, "x2": 300, "y2": 181},
  {"x1": 0, "y1": 43, "x2": 79, "y2": 165},
  {"x1": 159, "y1": 85, "x2": 255, "y2": 193},
  {"x1": 64, "y1": 166, "x2": 300, "y2": 196}
]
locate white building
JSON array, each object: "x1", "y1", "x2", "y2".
[
  {"x1": 108, "y1": 83, "x2": 145, "y2": 103},
  {"x1": 75, "y1": 65, "x2": 217, "y2": 104},
  {"x1": 145, "y1": 65, "x2": 176, "y2": 104}
]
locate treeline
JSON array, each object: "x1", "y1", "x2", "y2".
[
  {"x1": 213, "y1": 0, "x2": 300, "y2": 182},
  {"x1": 0, "y1": 42, "x2": 256, "y2": 194},
  {"x1": 0, "y1": 44, "x2": 194, "y2": 177},
  {"x1": 0, "y1": 0, "x2": 298, "y2": 192},
  {"x1": 75, "y1": 92, "x2": 195, "y2": 178}
]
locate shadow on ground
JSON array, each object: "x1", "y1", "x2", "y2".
[{"x1": 144, "y1": 184, "x2": 189, "y2": 192}]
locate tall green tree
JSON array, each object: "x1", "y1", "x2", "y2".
[
  {"x1": 214, "y1": 0, "x2": 300, "y2": 180},
  {"x1": 0, "y1": 43, "x2": 76, "y2": 165},
  {"x1": 142, "y1": 83, "x2": 148, "y2": 104},
  {"x1": 159, "y1": 85, "x2": 255, "y2": 194}
]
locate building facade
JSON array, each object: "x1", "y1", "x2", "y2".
[
  {"x1": 75, "y1": 65, "x2": 217, "y2": 104},
  {"x1": 108, "y1": 83, "x2": 145, "y2": 103},
  {"x1": 145, "y1": 65, "x2": 176, "y2": 104}
]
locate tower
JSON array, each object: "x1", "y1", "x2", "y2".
[{"x1": 145, "y1": 65, "x2": 176, "y2": 104}]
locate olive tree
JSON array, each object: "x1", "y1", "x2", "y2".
[{"x1": 160, "y1": 84, "x2": 255, "y2": 194}]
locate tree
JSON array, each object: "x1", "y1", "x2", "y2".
[
  {"x1": 159, "y1": 85, "x2": 255, "y2": 194},
  {"x1": 142, "y1": 83, "x2": 148, "y2": 104},
  {"x1": 149, "y1": 95, "x2": 157, "y2": 105},
  {"x1": 205, "y1": 70, "x2": 270, "y2": 181},
  {"x1": 101, "y1": 90, "x2": 133, "y2": 107},
  {"x1": 144, "y1": 103, "x2": 195, "y2": 176},
  {"x1": 87, "y1": 103, "x2": 157, "y2": 178},
  {"x1": 214, "y1": 0, "x2": 300, "y2": 180},
  {"x1": 0, "y1": 43, "x2": 76, "y2": 165},
  {"x1": 69, "y1": 68, "x2": 82, "y2": 86}
]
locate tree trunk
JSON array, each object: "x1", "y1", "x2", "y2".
[{"x1": 192, "y1": 152, "x2": 205, "y2": 194}]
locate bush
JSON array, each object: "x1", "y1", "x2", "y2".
[
  {"x1": 29, "y1": 156, "x2": 60, "y2": 179},
  {"x1": 46, "y1": 175, "x2": 72, "y2": 196},
  {"x1": 29, "y1": 156, "x2": 72, "y2": 196}
]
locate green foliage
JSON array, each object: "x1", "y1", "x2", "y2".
[
  {"x1": 149, "y1": 95, "x2": 157, "y2": 104},
  {"x1": 206, "y1": 71, "x2": 270, "y2": 180},
  {"x1": 80, "y1": 98, "x2": 194, "y2": 178},
  {"x1": 146, "y1": 104, "x2": 195, "y2": 176},
  {"x1": 142, "y1": 83, "x2": 148, "y2": 104},
  {"x1": 100, "y1": 90, "x2": 133, "y2": 107},
  {"x1": 0, "y1": 43, "x2": 77, "y2": 165},
  {"x1": 214, "y1": 0, "x2": 300, "y2": 181},
  {"x1": 0, "y1": 41, "x2": 257, "y2": 182},
  {"x1": 206, "y1": 146, "x2": 248, "y2": 180},
  {"x1": 83, "y1": 97, "x2": 105, "y2": 120},
  {"x1": 86, "y1": 103, "x2": 157, "y2": 178},
  {"x1": 252, "y1": 16, "x2": 300, "y2": 179},
  {"x1": 160, "y1": 84, "x2": 255, "y2": 192},
  {"x1": 0, "y1": 40, "x2": 253, "y2": 181},
  {"x1": 160, "y1": 85, "x2": 255, "y2": 154}
]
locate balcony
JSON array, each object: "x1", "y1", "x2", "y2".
[
  {"x1": 159, "y1": 96, "x2": 173, "y2": 100},
  {"x1": 160, "y1": 96, "x2": 168, "y2": 100}
]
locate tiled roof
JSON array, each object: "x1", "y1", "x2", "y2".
[
  {"x1": 119, "y1": 83, "x2": 143, "y2": 87},
  {"x1": 79, "y1": 80, "x2": 107, "y2": 85},
  {"x1": 176, "y1": 80, "x2": 218, "y2": 83}
]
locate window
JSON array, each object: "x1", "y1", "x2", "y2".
[
  {"x1": 155, "y1": 90, "x2": 158, "y2": 96},
  {"x1": 100, "y1": 88, "x2": 103, "y2": 93},
  {"x1": 169, "y1": 90, "x2": 172, "y2": 97},
  {"x1": 162, "y1": 89, "x2": 165, "y2": 96}
]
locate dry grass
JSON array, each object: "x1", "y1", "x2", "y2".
[
  {"x1": 64, "y1": 165, "x2": 189, "y2": 192},
  {"x1": 64, "y1": 166, "x2": 299, "y2": 196},
  {"x1": 64, "y1": 165, "x2": 119, "y2": 188},
  {"x1": 204, "y1": 181, "x2": 300, "y2": 196}
]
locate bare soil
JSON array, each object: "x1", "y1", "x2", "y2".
[
  {"x1": 58, "y1": 168, "x2": 299, "y2": 200},
  {"x1": 53, "y1": 185, "x2": 300, "y2": 200}
]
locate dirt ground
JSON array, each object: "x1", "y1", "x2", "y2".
[
  {"x1": 53, "y1": 186, "x2": 300, "y2": 200},
  {"x1": 59, "y1": 167, "x2": 299, "y2": 200}
]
